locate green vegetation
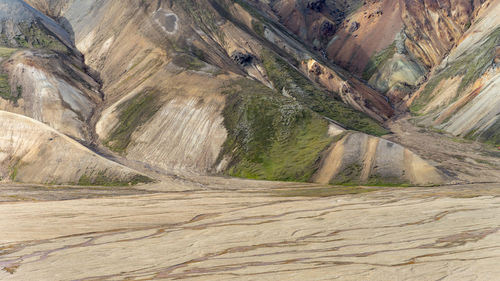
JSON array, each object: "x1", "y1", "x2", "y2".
[
  {"x1": 362, "y1": 41, "x2": 396, "y2": 81},
  {"x1": 10, "y1": 166, "x2": 18, "y2": 181},
  {"x1": 0, "y1": 74, "x2": 21, "y2": 103},
  {"x1": 465, "y1": 21, "x2": 472, "y2": 31},
  {"x1": 78, "y1": 172, "x2": 153, "y2": 186},
  {"x1": 335, "y1": 178, "x2": 411, "y2": 187},
  {"x1": 174, "y1": 0, "x2": 225, "y2": 44},
  {"x1": 225, "y1": 0, "x2": 385, "y2": 135},
  {"x1": 261, "y1": 50, "x2": 389, "y2": 136},
  {"x1": 478, "y1": 118, "x2": 500, "y2": 146},
  {"x1": 251, "y1": 20, "x2": 265, "y2": 37},
  {"x1": 0, "y1": 48, "x2": 21, "y2": 103},
  {"x1": 411, "y1": 27, "x2": 500, "y2": 113},
  {"x1": 330, "y1": 163, "x2": 363, "y2": 185},
  {"x1": 450, "y1": 136, "x2": 473, "y2": 144},
  {"x1": 0, "y1": 47, "x2": 17, "y2": 58},
  {"x1": 3, "y1": 22, "x2": 68, "y2": 52},
  {"x1": 105, "y1": 89, "x2": 164, "y2": 153},
  {"x1": 16, "y1": 86, "x2": 22, "y2": 97},
  {"x1": 172, "y1": 53, "x2": 206, "y2": 71},
  {"x1": 219, "y1": 79, "x2": 333, "y2": 182},
  {"x1": 365, "y1": 177, "x2": 408, "y2": 187},
  {"x1": 0, "y1": 74, "x2": 11, "y2": 99}
]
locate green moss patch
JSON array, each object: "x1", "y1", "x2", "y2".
[
  {"x1": 219, "y1": 79, "x2": 333, "y2": 182},
  {"x1": 330, "y1": 163, "x2": 363, "y2": 185},
  {"x1": 261, "y1": 50, "x2": 389, "y2": 136},
  {"x1": 0, "y1": 74, "x2": 21, "y2": 103},
  {"x1": 9, "y1": 166, "x2": 19, "y2": 181},
  {"x1": 105, "y1": 89, "x2": 164, "y2": 153},
  {"x1": 0, "y1": 48, "x2": 21, "y2": 103},
  {"x1": 365, "y1": 176, "x2": 409, "y2": 187},
  {"x1": 251, "y1": 20, "x2": 265, "y2": 37},
  {"x1": 0, "y1": 47, "x2": 17, "y2": 58},
  {"x1": 1, "y1": 22, "x2": 68, "y2": 52},
  {"x1": 477, "y1": 118, "x2": 500, "y2": 146},
  {"x1": 0, "y1": 74, "x2": 11, "y2": 99},
  {"x1": 78, "y1": 172, "x2": 153, "y2": 186},
  {"x1": 172, "y1": 53, "x2": 206, "y2": 71},
  {"x1": 174, "y1": 0, "x2": 225, "y2": 44},
  {"x1": 362, "y1": 41, "x2": 396, "y2": 81}
]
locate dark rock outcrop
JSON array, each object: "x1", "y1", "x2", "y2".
[{"x1": 231, "y1": 51, "x2": 254, "y2": 66}]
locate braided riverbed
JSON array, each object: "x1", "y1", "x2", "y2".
[{"x1": 1, "y1": 181, "x2": 500, "y2": 280}]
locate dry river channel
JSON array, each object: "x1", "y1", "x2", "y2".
[{"x1": 1, "y1": 180, "x2": 500, "y2": 280}]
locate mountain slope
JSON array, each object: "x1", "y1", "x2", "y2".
[
  {"x1": 1, "y1": 49, "x2": 101, "y2": 141},
  {"x1": 0, "y1": 0, "x2": 73, "y2": 51},
  {"x1": 0, "y1": 110, "x2": 150, "y2": 185},
  {"x1": 39, "y1": 0, "x2": 417, "y2": 183},
  {"x1": 265, "y1": 0, "x2": 489, "y2": 104},
  {"x1": 0, "y1": 0, "x2": 151, "y2": 185},
  {"x1": 4, "y1": 0, "x2": 486, "y2": 186},
  {"x1": 409, "y1": 0, "x2": 500, "y2": 147}
]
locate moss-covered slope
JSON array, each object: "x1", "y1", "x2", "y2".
[
  {"x1": 260, "y1": 50, "x2": 389, "y2": 136},
  {"x1": 219, "y1": 79, "x2": 333, "y2": 181}
]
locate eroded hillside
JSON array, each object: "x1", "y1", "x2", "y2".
[
  {"x1": 409, "y1": 0, "x2": 500, "y2": 147},
  {"x1": 0, "y1": 0, "x2": 497, "y2": 186},
  {"x1": 2, "y1": 2, "x2": 500, "y2": 280},
  {"x1": 266, "y1": 0, "x2": 489, "y2": 104}
]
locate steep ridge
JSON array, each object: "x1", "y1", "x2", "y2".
[
  {"x1": 5, "y1": 0, "x2": 449, "y2": 185},
  {"x1": 409, "y1": 0, "x2": 500, "y2": 147}
]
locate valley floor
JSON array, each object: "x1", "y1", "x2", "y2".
[
  {"x1": 386, "y1": 116, "x2": 500, "y2": 184},
  {"x1": 2, "y1": 180, "x2": 500, "y2": 280}
]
